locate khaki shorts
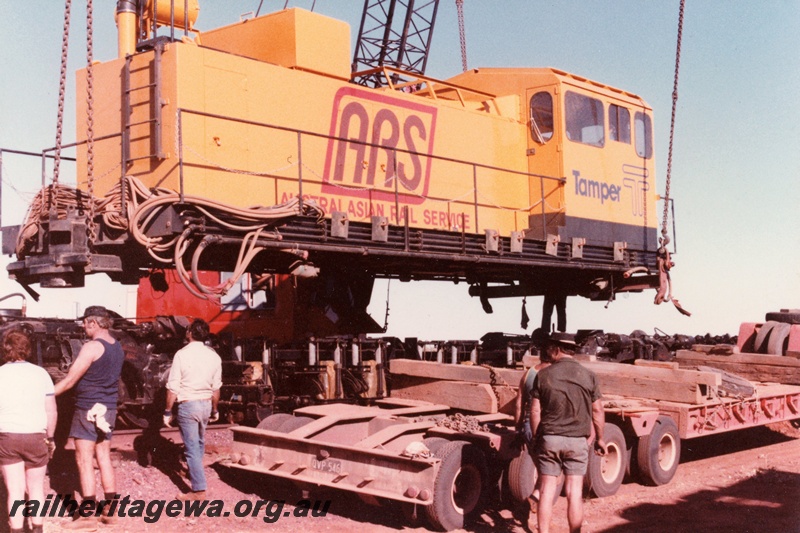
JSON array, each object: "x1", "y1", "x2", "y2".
[
  {"x1": 534, "y1": 435, "x2": 589, "y2": 476},
  {"x1": 0, "y1": 433, "x2": 48, "y2": 468}
]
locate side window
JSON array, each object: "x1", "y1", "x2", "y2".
[
  {"x1": 634, "y1": 111, "x2": 653, "y2": 158},
  {"x1": 565, "y1": 91, "x2": 604, "y2": 147},
  {"x1": 530, "y1": 91, "x2": 554, "y2": 143},
  {"x1": 609, "y1": 104, "x2": 631, "y2": 144}
]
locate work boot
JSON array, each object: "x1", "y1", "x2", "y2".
[
  {"x1": 526, "y1": 494, "x2": 539, "y2": 532},
  {"x1": 177, "y1": 490, "x2": 206, "y2": 501},
  {"x1": 99, "y1": 505, "x2": 117, "y2": 526},
  {"x1": 61, "y1": 515, "x2": 98, "y2": 531}
]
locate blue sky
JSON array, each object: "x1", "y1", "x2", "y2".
[{"x1": 0, "y1": 1, "x2": 798, "y2": 339}]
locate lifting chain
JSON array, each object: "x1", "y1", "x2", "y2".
[
  {"x1": 482, "y1": 364, "x2": 499, "y2": 404},
  {"x1": 51, "y1": 0, "x2": 73, "y2": 214},
  {"x1": 455, "y1": 0, "x2": 468, "y2": 72},
  {"x1": 654, "y1": 0, "x2": 690, "y2": 317},
  {"x1": 480, "y1": 363, "x2": 511, "y2": 407},
  {"x1": 85, "y1": 0, "x2": 97, "y2": 249},
  {"x1": 660, "y1": 0, "x2": 686, "y2": 248}
]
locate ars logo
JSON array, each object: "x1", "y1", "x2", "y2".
[{"x1": 323, "y1": 87, "x2": 438, "y2": 204}]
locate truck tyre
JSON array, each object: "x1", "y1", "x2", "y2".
[
  {"x1": 765, "y1": 310, "x2": 800, "y2": 324},
  {"x1": 252, "y1": 405, "x2": 275, "y2": 425},
  {"x1": 507, "y1": 448, "x2": 536, "y2": 502},
  {"x1": 256, "y1": 413, "x2": 294, "y2": 431},
  {"x1": 422, "y1": 437, "x2": 450, "y2": 455},
  {"x1": 767, "y1": 322, "x2": 791, "y2": 355},
  {"x1": 753, "y1": 321, "x2": 780, "y2": 354},
  {"x1": 399, "y1": 437, "x2": 451, "y2": 527},
  {"x1": 276, "y1": 415, "x2": 314, "y2": 433},
  {"x1": 585, "y1": 423, "x2": 626, "y2": 497},
  {"x1": 637, "y1": 416, "x2": 680, "y2": 486},
  {"x1": 425, "y1": 440, "x2": 487, "y2": 531}
]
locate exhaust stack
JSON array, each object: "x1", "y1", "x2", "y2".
[
  {"x1": 116, "y1": 0, "x2": 138, "y2": 57},
  {"x1": 116, "y1": 0, "x2": 200, "y2": 58}
]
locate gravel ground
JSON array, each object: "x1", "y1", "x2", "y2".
[{"x1": 4, "y1": 421, "x2": 798, "y2": 533}]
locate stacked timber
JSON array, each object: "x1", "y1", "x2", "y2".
[
  {"x1": 676, "y1": 347, "x2": 800, "y2": 386},
  {"x1": 389, "y1": 358, "x2": 728, "y2": 415},
  {"x1": 581, "y1": 361, "x2": 721, "y2": 404},
  {"x1": 389, "y1": 360, "x2": 523, "y2": 415}
]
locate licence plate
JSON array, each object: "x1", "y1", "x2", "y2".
[{"x1": 311, "y1": 457, "x2": 342, "y2": 474}]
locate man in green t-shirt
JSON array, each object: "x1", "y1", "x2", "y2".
[{"x1": 530, "y1": 332, "x2": 607, "y2": 533}]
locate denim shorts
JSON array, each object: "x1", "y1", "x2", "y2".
[
  {"x1": 0, "y1": 433, "x2": 49, "y2": 468},
  {"x1": 69, "y1": 408, "x2": 117, "y2": 442},
  {"x1": 534, "y1": 435, "x2": 589, "y2": 476}
]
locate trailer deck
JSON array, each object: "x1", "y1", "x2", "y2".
[{"x1": 222, "y1": 354, "x2": 800, "y2": 531}]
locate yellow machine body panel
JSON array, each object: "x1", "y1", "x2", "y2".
[
  {"x1": 76, "y1": 7, "x2": 656, "y2": 251},
  {"x1": 198, "y1": 8, "x2": 351, "y2": 80},
  {"x1": 445, "y1": 68, "x2": 658, "y2": 248}
]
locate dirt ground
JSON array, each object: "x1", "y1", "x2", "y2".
[{"x1": 19, "y1": 421, "x2": 800, "y2": 533}]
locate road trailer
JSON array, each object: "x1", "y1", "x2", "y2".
[{"x1": 222, "y1": 356, "x2": 800, "y2": 531}]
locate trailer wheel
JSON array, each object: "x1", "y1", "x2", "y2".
[
  {"x1": 585, "y1": 423, "x2": 626, "y2": 497},
  {"x1": 507, "y1": 448, "x2": 536, "y2": 502},
  {"x1": 276, "y1": 416, "x2": 314, "y2": 433},
  {"x1": 637, "y1": 416, "x2": 680, "y2": 486},
  {"x1": 256, "y1": 413, "x2": 294, "y2": 431},
  {"x1": 399, "y1": 438, "x2": 452, "y2": 527},
  {"x1": 425, "y1": 440, "x2": 487, "y2": 531},
  {"x1": 252, "y1": 405, "x2": 274, "y2": 425},
  {"x1": 422, "y1": 437, "x2": 450, "y2": 455},
  {"x1": 506, "y1": 447, "x2": 564, "y2": 504}
]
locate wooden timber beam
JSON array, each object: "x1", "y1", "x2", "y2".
[
  {"x1": 676, "y1": 349, "x2": 800, "y2": 386},
  {"x1": 390, "y1": 358, "x2": 723, "y2": 407},
  {"x1": 389, "y1": 375, "x2": 517, "y2": 414}
]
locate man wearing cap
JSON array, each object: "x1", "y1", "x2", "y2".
[
  {"x1": 55, "y1": 306, "x2": 124, "y2": 531},
  {"x1": 163, "y1": 318, "x2": 221, "y2": 500},
  {"x1": 530, "y1": 332, "x2": 606, "y2": 533}
]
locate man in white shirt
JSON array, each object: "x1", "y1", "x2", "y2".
[{"x1": 163, "y1": 319, "x2": 222, "y2": 500}]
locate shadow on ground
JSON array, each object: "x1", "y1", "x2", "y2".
[
  {"x1": 214, "y1": 463, "x2": 531, "y2": 532},
  {"x1": 601, "y1": 468, "x2": 800, "y2": 533}
]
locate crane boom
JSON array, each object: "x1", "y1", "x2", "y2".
[{"x1": 352, "y1": 0, "x2": 441, "y2": 87}]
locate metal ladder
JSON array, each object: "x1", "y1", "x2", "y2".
[{"x1": 121, "y1": 40, "x2": 167, "y2": 169}]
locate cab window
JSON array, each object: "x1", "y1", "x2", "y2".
[
  {"x1": 609, "y1": 104, "x2": 631, "y2": 144},
  {"x1": 565, "y1": 91, "x2": 604, "y2": 147},
  {"x1": 529, "y1": 91, "x2": 554, "y2": 143},
  {"x1": 634, "y1": 111, "x2": 653, "y2": 158}
]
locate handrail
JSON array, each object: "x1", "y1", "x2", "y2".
[
  {"x1": 177, "y1": 108, "x2": 562, "y2": 184},
  {"x1": 174, "y1": 107, "x2": 565, "y2": 237},
  {"x1": 351, "y1": 65, "x2": 498, "y2": 108}
]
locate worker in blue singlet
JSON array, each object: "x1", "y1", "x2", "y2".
[{"x1": 54, "y1": 306, "x2": 124, "y2": 530}]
